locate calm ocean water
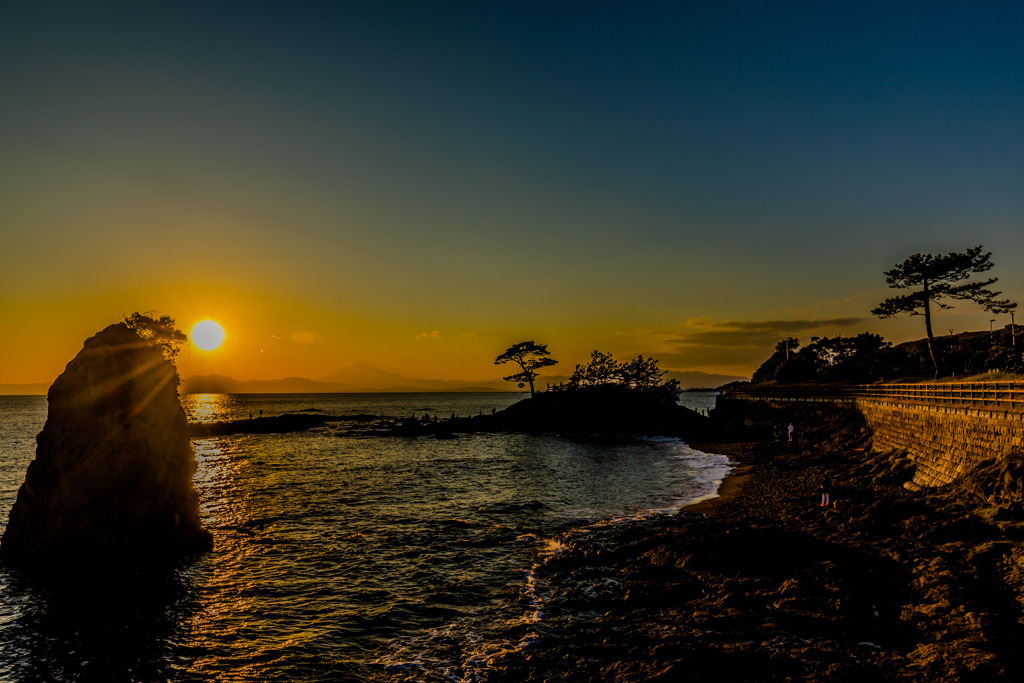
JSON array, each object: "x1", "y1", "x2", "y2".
[{"x1": 0, "y1": 392, "x2": 726, "y2": 681}]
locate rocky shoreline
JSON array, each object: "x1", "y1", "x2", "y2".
[
  {"x1": 481, "y1": 410, "x2": 1024, "y2": 682},
  {"x1": 180, "y1": 395, "x2": 1024, "y2": 680}
]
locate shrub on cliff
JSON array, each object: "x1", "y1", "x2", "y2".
[{"x1": 124, "y1": 311, "x2": 187, "y2": 360}]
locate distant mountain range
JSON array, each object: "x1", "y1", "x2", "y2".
[
  {"x1": 178, "y1": 363, "x2": 747, "y2": 394},
  {"x1": 1, "y1": 363, "x2": 747, "y2": 396},
  {"x1": 180, "y1": 362, "x2": 513, "y2": 394},
  {"x1": 670, "y1": 370, "x2": 749, "y2": 389}
]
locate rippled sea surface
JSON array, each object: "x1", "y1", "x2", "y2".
[{"x1": 0, "y1": 392, "x2": 726, "y2": 681}]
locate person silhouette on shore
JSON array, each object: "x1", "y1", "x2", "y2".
[
  {"x1": 820, "y1": 476, "x2": 832, "y2": 506},
  {"x1": 787, "y1": 423, "x2": 795, "y2": 442}
]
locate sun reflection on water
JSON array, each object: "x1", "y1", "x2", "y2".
[
  {"x1": 187, "y1": 435, "x2": 261, "y2": 677},
  {"x1": 184, "y1": 393, "x2": 225, "y2": 424},
  {"x1": 191, "y1": 438, "x2": 248, "y2": 526}
]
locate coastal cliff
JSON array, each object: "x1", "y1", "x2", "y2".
[{"x1": 1, "y1": 323, "x2": 212, "y2": 559}]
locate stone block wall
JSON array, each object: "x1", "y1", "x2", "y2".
[
  {"x1": 855, "y1": 399, "x2": 1024, "y2": 488},
  {"x1": 716, "y1": 393, "x2": 1024, "y2": 489}
]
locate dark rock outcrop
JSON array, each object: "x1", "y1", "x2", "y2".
[
  {"x1": 187, "y1": 412, "x2": 342, "y2": 438},
  {"x1": 951, "y1": 450, "x2": 1024, "y2": 511},
  {"x1": 491, "y1": 388, "x2": 708, "y2": 436},
  {"x1": 1, "y1": 323, "x2": 212, "y2": 560},
  {"x1": 385, "y1": 387, "x2": 710, "y2": 438}
]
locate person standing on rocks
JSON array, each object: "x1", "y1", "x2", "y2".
[
  {"x1": 820, "y1": 476, "x2": 832, "y2": 507},
  {"x1": 787, "y1": 423, "x2": 795, "y2": 442}
]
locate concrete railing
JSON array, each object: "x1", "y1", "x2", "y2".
[
  {"x1": 723, "y1": 382, "x2": 1024, "y2": 413},
  {"x1": 719, "y1": 382, "x2": 1024, "y2": 488},
  {"x1": 851, "y1": 382, "x2": 1024, "y2": 411}
]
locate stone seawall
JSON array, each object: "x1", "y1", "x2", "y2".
[
  {"x1": 716, "y1": 393, "x2": 1024, "y2": 489},
  {"x1": 856, "y1": 399, "x2": 1024, "y2": 488}
]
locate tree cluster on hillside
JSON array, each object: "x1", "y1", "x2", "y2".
[
  {"x1": 562, "y1": 350, "x2": 681, "y2": 400},
  {"x1": 752, "y1": 333, "x2": 897, "y2": 384},
  {"x1": 752, "y1": 245, "x2": 1020, "y2": 384},
  {"x1": 752, "y1": 327, "x2": 1024, "y2": 384},
  {"x1": 493, "y1": 342, "x2": 681, "y2": 401},
  {"x1": 499, "y1": 245, "x2": 1018, "y2": 390},
  {"x1": 914, "y1": 327, "x2": 1024, "y2": 377}
]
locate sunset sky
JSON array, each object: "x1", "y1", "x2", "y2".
[{"x1": 2, "y1": 1, "x2": 1022, "y2": 386}]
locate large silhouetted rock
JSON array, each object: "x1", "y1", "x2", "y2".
[{"x1": 1, "y1": 323, "x2": 212, "y2": 559}]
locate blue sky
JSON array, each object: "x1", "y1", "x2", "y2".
[{"x1": 2, "y1": 1, "x2": 1022, "y2": 383}]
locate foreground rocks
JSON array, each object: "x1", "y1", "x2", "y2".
[
  {"x1": 481, "y1": 411, "x2": 1024, "y2": 682},
  {"x1": 1, "y1": 323, "x2": 212, "y2": 560}
]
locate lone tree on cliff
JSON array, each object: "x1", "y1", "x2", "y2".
[
  {"x1": 495, "y1": 341, "x2": 558, "y2": 396},
  {"x1": 872, "y1": 246, "x2": 1016, "y2": 377}
]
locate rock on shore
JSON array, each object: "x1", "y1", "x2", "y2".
[
  {"x1": 472, "y1": 411, "x2": 1024, "y2": 682},
  {"x1": 384, "y1": 387, "x2": 710, "y2": 439},
  {"x1": 1, "y1": 323, "x2": 212, "y2": 559}
]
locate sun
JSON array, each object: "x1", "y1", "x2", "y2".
[{"x1": 191, "y1": 319, "x2": 226, "y2": 351}]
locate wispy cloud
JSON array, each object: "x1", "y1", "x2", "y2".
[
  {"x1": 616, "y1": 317, "x2": 866, "y2": 370},
  {"x1": 416, "y1": 330, "x2": 443, "y2": 340},
  {"x1": 675, "y1": 317, "x2": 864, "y2": 338}
]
